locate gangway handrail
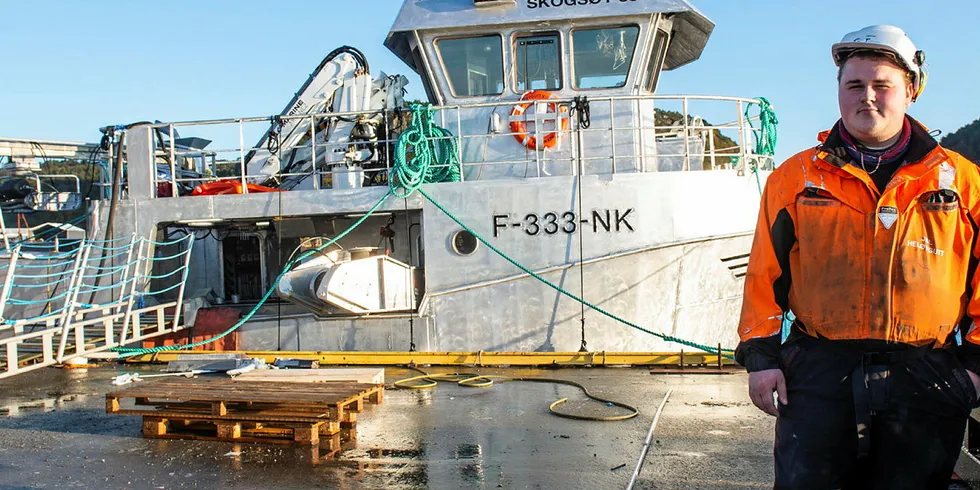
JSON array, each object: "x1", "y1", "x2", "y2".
[
  {"x1": 0, "y1": 233, "x2": 196, "y2": 377},
  {"x1": 0, "y1": 210, "x2": 9, "y2": 252},
  {"x1": 0, "y1": 245, "x2": 21, "y2": 322}
]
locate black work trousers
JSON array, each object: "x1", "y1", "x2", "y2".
[{"x1": 774, "y1": 335, "x2": 975, "y2": 490}]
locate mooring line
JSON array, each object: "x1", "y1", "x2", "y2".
[{"x1": 626, "y1": 389, "x2": 672, "y2": 490}]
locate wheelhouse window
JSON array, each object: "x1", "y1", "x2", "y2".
[
  {"x1": 514, "y1": 33, "x2": 561, "y2": 92},
  {"x1": 436, "y1": 35, "x2": 504, "y2": 97},
  {"x1": 572, "y1": 26, "x2": 639, "y2": 89}
]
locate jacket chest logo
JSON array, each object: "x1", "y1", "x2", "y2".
[
  {"x1": 877, "y1": 206, "x2": 898, "y2": 229},
  {"x1": 907, "y1": 236, "x2": 945, "y2": 257}
]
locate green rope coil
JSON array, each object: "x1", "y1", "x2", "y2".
[
  {"x1": 391, "y1": 103, "x2": 461, "y2": 197},
  {"x1": 746, "y1": 97, "x2": 778, "y2": 158},
  {"x1": 732, "y1": 97, "x2": 779, "y2": 194}
]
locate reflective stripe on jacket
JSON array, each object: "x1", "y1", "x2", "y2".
[{"x1": 736, "y1": 117, "x2": 980, "y2": 371}]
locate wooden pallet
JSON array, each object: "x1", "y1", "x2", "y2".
[
  {"x1": 143, "y1": 417, "x2": 341, "y2": 445},
  {"x1": 105, "y1": 376, "x2": 383, "y2": 455}
]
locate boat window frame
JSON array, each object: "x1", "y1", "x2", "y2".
[
  {"x1": 511, "y1": 30, "x2": 564, "y2": 94},
  {"x1": 411, "y1": 44, "x2": 440, "y2": 103},
  {"x1": 644, "y1": 28, "x2": 671, "y2": 93},
  {"x1": 569, "y1": 24, "x2": 642, "y2": 91},
  {"x1": 434, "y1": 33, "x2": 507, "y2": 98}
]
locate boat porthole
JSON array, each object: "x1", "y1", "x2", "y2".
[{"x1": 451, "y1": 230, "x2": 478, "y2": 256}]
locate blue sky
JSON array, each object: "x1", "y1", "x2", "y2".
[{"x1": 0, "y1": 0, "x2": 977, "y2": 164}]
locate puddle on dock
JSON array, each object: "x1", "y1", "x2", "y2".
[{"x1": 0, "y1": 393, "x2": 88, "y2": 416}]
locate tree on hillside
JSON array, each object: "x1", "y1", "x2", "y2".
[{"x1": 941, "y1": 118, "x2": 980, "y2": 163}]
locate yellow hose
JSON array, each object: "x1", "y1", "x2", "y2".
[{"x1": 392, "y1": 369, "x2": 638, "y2": 422}]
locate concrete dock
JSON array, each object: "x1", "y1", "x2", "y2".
[{"x1": 0, "y1": 365, "x2": 775, "y2": 489}]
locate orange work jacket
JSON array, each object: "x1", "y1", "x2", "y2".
[{"x1": 736, "y1": 118, "x2": 980, "y2": 371}]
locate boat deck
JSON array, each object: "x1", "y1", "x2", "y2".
[{"x1": 0, "y1": 364, "x2": 773, "y2": 488}]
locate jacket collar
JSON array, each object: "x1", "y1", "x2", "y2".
[{"x1": 816, "y1": 115, "x2": 938, "y2": 169}]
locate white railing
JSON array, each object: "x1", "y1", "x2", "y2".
[
  {"x1": 0, "y1": 234, "x2": 195, "y2": 379},
  {"x1": 134, "y1": 95, "x2": 775, "y2": 198}
]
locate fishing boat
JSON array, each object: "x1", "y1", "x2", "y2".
[{"x1": 0, "y1": 0, "x2": 776, "y2": 376}]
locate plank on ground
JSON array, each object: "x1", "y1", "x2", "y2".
[
  {"x1": 107, "y1": 388, "x2": 379, "y2": 412},
  {"x1": 108, "y1": 378, "x2": 382, "y2": 405},
  {"x1": 128, "y1": 398, "x2": 374, "y2": 415},
  {"x1": 110, "y1": 376, "x2": 380, "y2": 395},
  {"x1": 233, "y1": 368, "x2": 384, "y2": 384},
  {"x1": 109, "y1": 406, "x2": 350, "y2": 423}
]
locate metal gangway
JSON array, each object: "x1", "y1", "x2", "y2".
[{"x1": 0, "y1": 234, "x2": 194, "y2": 379}]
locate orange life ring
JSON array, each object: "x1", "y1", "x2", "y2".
[
  {"x1": 510, "y1": 90, "x2": 569, "y2": 151},
  {"x1": 190, "y1": 180, "x2": 279, "y2": 196}
]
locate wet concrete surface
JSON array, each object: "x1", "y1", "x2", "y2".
[{"x1": 0, "y1": 364, "x2": 775, "y2": 489}]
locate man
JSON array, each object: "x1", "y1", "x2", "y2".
[{"x1": 736, "y1": 25, "x2": 980, "y2": 489}]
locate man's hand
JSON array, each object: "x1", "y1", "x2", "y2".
[
  {"x1": 967, "y1": 370, "x2": 980, "y2": 401},
  {"x1": 748, "y1": 368, "x2": 788, "y2": 416}
]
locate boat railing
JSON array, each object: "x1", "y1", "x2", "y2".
[
  {"x1": 0, "y1": 233, "x2": 195, "y2": 378},
  {"x1": 136, "y1": 94, "x2": 775, "y2": 198},
  {"x1": 31, "y1": 174, "x2": 81, "y2": 194}
]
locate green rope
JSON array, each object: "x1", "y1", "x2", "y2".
[
  {"x1": 742, "y1": 97, "x2": 778, "y2": 195},
  {"x1": 418, "y1": 187, "x2": 733, "y2": 358},
  {"x1": 114, "y1": 104, "x2": 733, "y2": 358},
  {"x1": 746, "y1": 97, "x2": 778, "y2": 158},
  {"x1": 392, "y1": 103, "x2": 461, "y2": 197},
  {"x1": 112, "y1": 191, "x2": 393, "y2": 356}
]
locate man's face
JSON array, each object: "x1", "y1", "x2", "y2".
[{"x1": 838, "y1": 56, "x2": 914, "y2": 146}]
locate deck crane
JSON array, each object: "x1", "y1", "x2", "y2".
[{"x1": 244, "y1": 46, "x2": 408, "y2": 190}]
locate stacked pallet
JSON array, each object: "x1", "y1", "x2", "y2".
[{"x1": 106, "y1": 373, "x2": 384, "y2": 459}]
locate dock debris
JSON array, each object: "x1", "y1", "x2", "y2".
[
  {"x1": 111, "y1": 370, "x2": 216, "y2": 386},
  {"x1": 105, "y1": 369, "x2": 385, "y2": 461}
]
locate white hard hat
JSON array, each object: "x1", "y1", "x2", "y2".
[{"x1": 832, "y1": 25, "x2": 927, "y2": 101}]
